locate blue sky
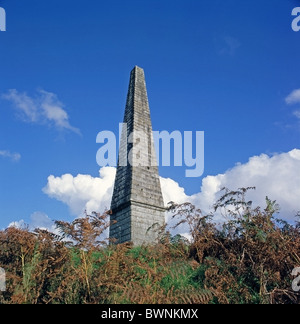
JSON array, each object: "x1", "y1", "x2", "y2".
[{"x1": 0, "y1": 0, "x2": 300, "y2": 229}]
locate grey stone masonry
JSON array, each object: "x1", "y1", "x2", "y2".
[{"x1": 110, "y1": 66, "x2": 165, "y2": 246}]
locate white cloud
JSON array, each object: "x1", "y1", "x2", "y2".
[
  {"x1": 30, "y1": 212, "x2": 57, "y2": 232},
  {"x1": 0, "y1": 150, "x2": 21, "y2": 162},
  {"x1": 285, "y1": 89, "x2": 300, "y2": 105},
  {"x1": 9, "y1": 212, "x2": 57, "y2": 233},
  {"x1": 2, "y1": 89, "x2": 80, "y2": 134},
  {"x1": 8, "y1": 219, "x2": 26, "y2": 229},
  {"x1": 43, "y1": 167, "x2": 116, "y2": 216},
  {"x1": 190, "y1": 149, "x2": 300, "y2": 222},
  {"x1": 12, "y1": 149, "x2": 300, "y2": 238},
  {"x1": 160, "y1": 177, "x2": 189, "y2": 205},
  {"x1": 42, "y1": 149, "x2": 300, "y2": 237},
  {"x1": 2, "y1": 89, "x2": 38, "y2": 122},
  {"x1": 43, "y1": 167, "x2": 190, "y2": 218},
  {"x1": 293, "y1": 110, "x2": 300, "y2": 120}
]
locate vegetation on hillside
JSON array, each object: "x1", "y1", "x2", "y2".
[{"x1": 0, "y1": 188, "x2": 299, "y2": 304}]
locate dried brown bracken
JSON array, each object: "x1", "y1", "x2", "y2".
[{"x1": 0, "y1": 188, "x2": 299, "y2": 304}]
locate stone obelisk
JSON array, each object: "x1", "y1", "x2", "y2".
[{"x1": 110, "y1": 66, "x2": 165, "y2": 246}]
